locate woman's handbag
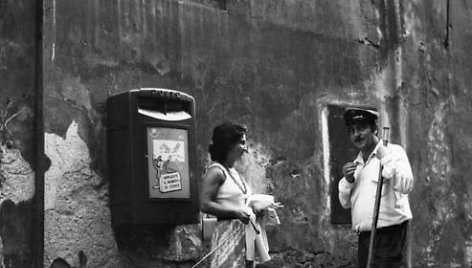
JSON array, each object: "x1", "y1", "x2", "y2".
[{"x1": 201, "y1": 214, "x2": 218, "y2": 241}]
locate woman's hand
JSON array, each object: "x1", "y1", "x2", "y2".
[{"x1": 234, "y1": 207, "x2": 251, "y2": 224}]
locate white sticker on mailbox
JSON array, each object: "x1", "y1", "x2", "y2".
[
  {"x1": 159, "y1": 172, "x2": 182, "y2": 193},
  {"x1": 147, "y1": 127, "x2": 190, "y2": 198}
]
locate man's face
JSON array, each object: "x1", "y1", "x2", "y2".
[{"x1": 347, "y1": 121, "x2": 377, "y2": 151}]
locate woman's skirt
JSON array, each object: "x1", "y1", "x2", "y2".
[{"x1": 210, "y1": 219, "x2": 246, "y2": 268}]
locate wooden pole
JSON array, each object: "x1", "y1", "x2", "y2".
[{"x1": 366, "y1": 127, "x2": 390, "y2": 267}]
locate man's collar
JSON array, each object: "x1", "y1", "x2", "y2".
[
  {"x1": 355, "y1": 140, "x2": 383, "y2": 164},
  {"x1": 371, "y1": 139, "x2": 383, "y2": 157}
]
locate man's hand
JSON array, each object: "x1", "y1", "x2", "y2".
[
  {"x1": 376, "y1": 144, "x2": 388, "y2": 160},
  {"x1": 342, "y1": 162, "x2": 358, "y2": 183}
]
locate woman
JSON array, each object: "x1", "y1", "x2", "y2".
[{"x1": 200, "y1": 122, "x2": 254, "y2": 268}]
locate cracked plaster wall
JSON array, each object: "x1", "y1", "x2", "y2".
[
  {"x1": 0, "y1": 147, "x2": 35, "y2": 268},
  {"x1": 0, "y1": 0, "x2": 449, "y2": 268},
  {"x1": 0, "y1": 0, "x2": 37, "y2": 267},
  {"x1": 44, "y1": 121, "x2": 127, "y2": 267},
  {"x1": 401, "y1": 1, "x2": 472, "y2": 267},
  {"x1": 40, "y1": 0, "x2": 398, "y2": 266}
]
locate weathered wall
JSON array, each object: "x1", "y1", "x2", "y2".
[
  {"x1": 4, "y1": 0, "x2": 462, "y2": 267},
  {"x1": 40, "y1": 0, "x2": 401, "y2": 267},
  {"x1": 402, "y1": 1, "x2": 472, "y2": 266},
  {"x1": 0, "y1": 0, "x2": 37, "y2": 267}
]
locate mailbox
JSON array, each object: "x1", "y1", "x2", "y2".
[{"x1": 107, "y1": 88, "x2": 199, "y2": 226}]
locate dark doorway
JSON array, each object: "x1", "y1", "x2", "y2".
[{"x1": 326, "y1": 104, "x2": 361, "y2": 224}]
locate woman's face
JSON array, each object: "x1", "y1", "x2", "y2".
[{"x1": 227, "y1": 134, "x2": 247, "y2": 162}]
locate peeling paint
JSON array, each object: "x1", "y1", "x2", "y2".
[
  {"x1": 44, "y1": 121, "x2": 202, "y2": 267},
  {"x1": 45, "y1": 121, "x2": 89, "y2": 210},
  {"x1": 427, "y1": 102, "x2": 451, "y2": 184},
  {"x1": 61, "y1": 78, "x2": 92, "y2": 111},
  {"x1": 45, "y1": 122, "x2": 121, "y2": 267},
  {"x1": 0, "y1": 145, "x2": 35, "y2": 203},
  {"x1": 0, "y1": 0, "x2": 37, "y2": 266},
  {"x1": 44, "y1": 121, "x2": 126, "y2": 267}
]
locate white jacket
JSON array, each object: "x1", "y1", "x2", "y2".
[{"x1": 338, "y1": 141, "x2": 414, "y2": 232}]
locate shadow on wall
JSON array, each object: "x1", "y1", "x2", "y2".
[
  {"x1": 49, "y1": 258, "x2": 71, "y2": 268},
  {"x1": 48, "y1": 225, "x2": 179, "y2": 268},
  {"x1": 113, "y1": 224, "x2": 176, "y2": 253},
  {"x1": 0, "y1": 199, "x2": 34, "y2": 267},
  {"x1": 50, "y1": 250, "x2": 88, "y2": 268}
]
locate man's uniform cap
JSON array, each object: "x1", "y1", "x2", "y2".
[{"x1": 343, "y1": 108, "x2": 378, "y2": 125}]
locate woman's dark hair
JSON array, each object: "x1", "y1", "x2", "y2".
[{"x1": 209, "y1": 122, "x2": 247, "y2": 163}]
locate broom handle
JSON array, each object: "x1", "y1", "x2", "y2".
[{"x1": 366, "y1": 127, "x2": 390, "y2": 267}]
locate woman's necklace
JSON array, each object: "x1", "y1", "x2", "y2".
[{"x1": 225, "y1": 167, "x2": 247, "y2": 194}]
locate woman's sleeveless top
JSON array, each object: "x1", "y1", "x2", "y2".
[
  {"x1": 208, "y1": 163, "x2": 250, "y2": 267},
  {"x1": 209, "y1": 162, "x2": 250, "y2": 209}
]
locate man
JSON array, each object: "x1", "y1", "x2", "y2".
[{"x1": 338, "y1": 108, "x2": 414, "y2": 268}]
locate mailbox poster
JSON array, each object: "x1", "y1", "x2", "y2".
[{"x1": 147, "y1": 127, "x2": 190, "y2": 199}]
